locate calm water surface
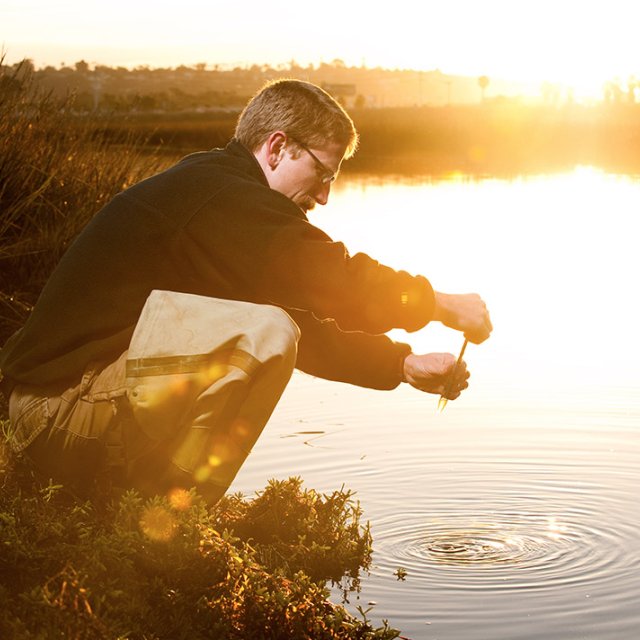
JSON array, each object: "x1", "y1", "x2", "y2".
[{"x1": 230, "y1": 168, "x2": 640, "y2": 639}]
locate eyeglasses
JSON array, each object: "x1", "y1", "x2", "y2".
[{"x1": 288, "y1": 137, "x2": 338, "y2": 184}]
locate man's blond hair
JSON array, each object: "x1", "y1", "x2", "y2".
[{"x1": 234, "y1": 79, "x2": 359, "y2": 158}]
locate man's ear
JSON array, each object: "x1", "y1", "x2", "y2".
[{"x1": 266, "y1": 131, "x2": 287, "y2": 169}]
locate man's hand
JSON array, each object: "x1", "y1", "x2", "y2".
[
  {"x1": 433, "y1": 292, "x2": 493, "y2": 344},
  {"x1": 403, "y1": 352, "x2": 469, "y2": 398}
]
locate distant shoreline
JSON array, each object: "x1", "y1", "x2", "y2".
[{"x1": 96, "y1": 103, "x2": 640, "y2": 178}]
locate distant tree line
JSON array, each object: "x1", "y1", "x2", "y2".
[{"x1": 10, "y1": 56, "x2": 635, "y2": 114}]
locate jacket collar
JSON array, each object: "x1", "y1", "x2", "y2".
[{"x1": 225, "y1": 138, "x2": 269, "y2": 187}]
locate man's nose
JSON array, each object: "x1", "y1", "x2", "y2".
[{"x1": 314, "y1": 182, "x2": 331, "y2": 206}]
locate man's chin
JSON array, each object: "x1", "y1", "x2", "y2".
[{"x1": 300, "y1": 199, "x2": 315, "y2": 212}]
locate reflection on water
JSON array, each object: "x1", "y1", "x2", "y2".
[{"x1": 230, "y1": 168, "x2": 640, "y2": 640}]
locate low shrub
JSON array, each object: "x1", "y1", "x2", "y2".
[{"x1": 0, "y1": 430, "x2": 399, "y2": 639}]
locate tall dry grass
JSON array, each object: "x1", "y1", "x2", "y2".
[{"x1": 0, "y1": 60, "x2": 171, "y2": 344}]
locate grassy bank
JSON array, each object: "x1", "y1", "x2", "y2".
[{"x1": 0, "y1": 434, "x2": 397, "y2": 639}]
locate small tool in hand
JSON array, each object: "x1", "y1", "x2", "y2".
[{"x1": 437, "y1": 338, "x2": 468, "y2": 413}]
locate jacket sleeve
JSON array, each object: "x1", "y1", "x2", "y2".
[
  {"x1": 262, "y1": 219, "x2": 437, "y2": 335},
  {"x1": 286, "y1": 308, "x2": 412, "y2": 390}
]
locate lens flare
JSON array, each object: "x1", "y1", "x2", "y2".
[
  {"x1": 194, "y1": 464, "x2": 212, "y2": 483},
  {"x1": 207, "y1": 454, "x2": 222, "y2": 467},
  {"x1": 232, "y1": 419, "x2": 250, "y2": 439},
  {"x1": 202, "y1": 363, "x2": 227, "y2": 384},
  {"x1": 139, "y1": 505, "x2": 177, "y2": 542},
  {"x1": 167, "y1": 488, "x2": 192, "y2": 511}
]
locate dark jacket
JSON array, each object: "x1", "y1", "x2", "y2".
[{"x1": 0, "y1": 140, "x2": 435, "y2": 391}]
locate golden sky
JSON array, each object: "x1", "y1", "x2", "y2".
[{"x1": 3, "y1": 0, "x2": 638, "y2": 95}]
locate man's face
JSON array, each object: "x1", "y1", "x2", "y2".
[{"x1": 269, "y1": 138, "x2": 345, "y2": 212}]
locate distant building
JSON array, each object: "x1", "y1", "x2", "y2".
[{"x1": 321, "y1": 83, "x2": 357, "y2": 108}]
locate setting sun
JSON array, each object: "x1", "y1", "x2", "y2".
[{"x1": 3, "y1": 0, "x2": 639, "y2": 100}]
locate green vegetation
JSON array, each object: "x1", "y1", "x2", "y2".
[{"x1": 0, "y1": 435, "x2": 397, "y2": 639}]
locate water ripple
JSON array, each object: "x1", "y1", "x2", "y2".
[{"x1": 372, "y1": 497, "x2": 640, "y2": 595}]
